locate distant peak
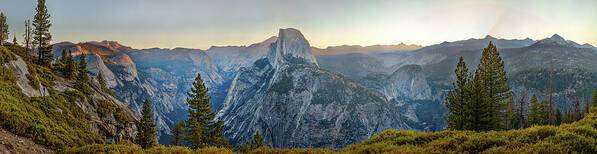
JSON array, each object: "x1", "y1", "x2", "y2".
[
  {"x1": 268, "y1": 28, "x2": 318, "y2": 67},
  {"x1": 550, "y1": 34, "x2": 565, "y2": 41},
  {"x1": 484, "y1": 35, "x2": 496, "y2": 39}
]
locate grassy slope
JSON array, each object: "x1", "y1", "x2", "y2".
[
  {"x1": 343, "y1": 109, "x2": 597, "y2": 153},
  {"x1": 0, "y1": 46, "x2": 103, "y2": 148}
]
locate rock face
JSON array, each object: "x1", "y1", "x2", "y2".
[
  {"x1": 268, "y1": 28, "x2": 318, "y2": 69},
  {"x1": 3, "y1": 54, "x2": 138, "y2": 143},
  {"x1": 3, "y1": 56, "x2": 49, "y2": 97},
  {"x1": 216, "y1": 28, "x2": 408, "y2": 148},
  {"x1": 359, "y1": 65, "x2": 432, "y2": 101}
]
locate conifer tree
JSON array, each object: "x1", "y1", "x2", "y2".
[
  {"x1": 544, "y1": 71, "x2": 556, "y2": 124},
  {"x1": 171, "y1": 121, "x2": 185, "y2": 146},
  {"x1": 185, "y1": 73, "x2": 229, "y2": 148},
  {"x1": 574, "y1": 97, "x2": 581, "y2": 121},
  {"x1": 248, "y1": 131, "x2": 264, "y2": 150},
  {"x1": 446, "y1": 57, "x2": 469, "y2": 130},
  {"x1": 528, "y1": 95, "x2": 544, "y2": 125},
  {"x1": 592, "y1": 89, "x2": 597, "y2": 107},
  {"x1": 97, "y1": 72, "x2": 113, "y2": 95},
  {"x1": 33, "y1": 0, "x2": 53, "y2": 66},
  {"x1": 64, "y1": 50, "x2": 76, "y2": 78},
  {"x1": 23, "y1": 20, "x2": 33, "y2": 51},
  {"x1": 12, "y1": 34, "x2": 18, "y2": 45},
  {"x1": 54, "y1": 50, "x2": 67, "y2": 72},
  {"x1": 0, "y1": 12, "x2": 8, "y2": 46},
  {"x1": 472, "y1": 42, "x2": 512, "y2": 130},
  {"x1": 555, "y1": 108, "x2": 562, "y2": 125},
  {"x1": 75, "y1": 55, "x2": 92, "y2": 94},
  {"x1": 505, "y1": 95, "x2": 516, "y2": 129},
  {"x1": 137, "y1": 98, "x2": 158, "y2": 149}
]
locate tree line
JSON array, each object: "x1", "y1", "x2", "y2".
[{"x1": 446, "y1": 42, "x2": 597, "y2": 131}]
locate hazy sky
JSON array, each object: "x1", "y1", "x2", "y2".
[{"x1": 1, "y1": 0, "x2": 596, "y2": 49}]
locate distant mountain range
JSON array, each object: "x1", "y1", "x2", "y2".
[
  {"x1": 51, "y1": 30, "x2": 597, "y2": 148},
  {"x1": 312, "y1": 43, "x2": 422, "y2": 55}
]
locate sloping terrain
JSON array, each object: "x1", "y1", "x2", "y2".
[
  {"x1": 0, "y1": 128, "x2": 52, "y2": 154},
  {"x1": 0, "y1": 45, "x2": 137, "y2": 149},
  {"x1": 343, "y1": 108, "x2": 597, "y2": 153}
]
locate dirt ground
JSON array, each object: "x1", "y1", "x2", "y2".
[{"x1": 0, "y1": 128, "x2": 52, "y2": 154}]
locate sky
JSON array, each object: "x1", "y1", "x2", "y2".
[{"x1": 0, "y1": 0, "x2": 596, "y2": 49}]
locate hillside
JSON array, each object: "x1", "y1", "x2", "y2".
[
  {"x1": 0, "y1": 128, "x2": 52, "y2": 153},
  {"x1": 0, "y1": 45, "x2": 138, "y2": 150},
  {"x1": 342, "y1": 108, "x2": 597, "y2": 153}
]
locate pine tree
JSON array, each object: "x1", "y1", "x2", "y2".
[
  {"x1": 23, "y1": 20, "x2": 33, "y2": 51},
  {"x1": 137, "y1": 98, "x2": 158, "y2": 149},
  {"x1": 470, "y1": 42, "x2": 512, "y2": 131},
  {"x1": 0, "y1": 12, "x2": 8, "y2": 46},
  {"x1": 185, "y1": 73, "x2": 229, "y2": 148},
  {"x1": 64, "y1": 50, "x2": 76, "y2": 79},
  {"x1": 97, "y1": 72, "x2": 113, "y2": 95},
  {"x1": 544, "y1": 70, "x2": 556, "y2": 125},
  {"x1": 12, "y1": 34, "x2": 18, "y2": 45},
  {"x1": 505, "y1": 94, "x2": 516, "y2": 129},
  {"x1": 54, "y1": 50, "x2": 67, "y2": 72},
  {"x1": 555, "y1": 108, "x2": 562, "y2": 125},
  {"x1": 574, "y1": 97, "x2": 581, "y2": 121},
  {"x1": 528, "y1": 95, "x2": 544, "y2": 125},
  {"x1": 78, "y1": 54, "x2": 88, "y2": 74},
  {"x1": 592, "y1": 89, "x2": 597, "y2": 107},
  {"x1": 171, "y1": 121, "x2": 185, "y2": 146},
  {"x1": 446, "y1": 57, "x2": 469, "y2": 130},
  {"x1": 248, "y1": 131, "x2": 264, "y2": 150},
  {"x1": 75, "y1": 55, "x2": 92, "y2": 94},
  {"x1": 33, "y1": 0, "x2": 53, "y2": 67}
]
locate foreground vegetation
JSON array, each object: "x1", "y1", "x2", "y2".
[
  {"x1": 344, "y1": 108, "x2": 597, "y2": 153},
  {"x1": 0, "y1": 46, "x2": 104, "y2": 148},
  {"x1": 62, "y1": 107, "x2": 597, "y2": 153}
]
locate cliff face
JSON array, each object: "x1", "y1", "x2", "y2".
[{"x1": 215, "y1": 29, "x2": 409, "y2": 148}]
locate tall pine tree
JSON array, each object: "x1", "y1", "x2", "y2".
[
  {"x1": 137, "y1": 98, "x2": 158, "y2": 149},
  {"x1": 33, "y1": 0, "x2": 53, "y2": 67},
  {"x1": 64, "y1": 50, "x2": 76, "y2": 79},
  {"x1": 446, "y1": 56, "x2": 470, "y2": 130},
  {"x1": 171, "y1": 121, "x2": 185, "y2": 146},
  {"x1": 185, "y1": 73, "x2": 229, "y2": 148},
  {"x1": 0, "y1": 12, "x2": 8, "y2": 46},
  {"x1": 471, "y1": 42, "x2": 512, "y2": 130},
  {"x1": 75, "y1": 55, "x2": 92, "y2": 94},
  {"x1": 528, "y1": 95, "x2": 545, "y2": 125}
]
